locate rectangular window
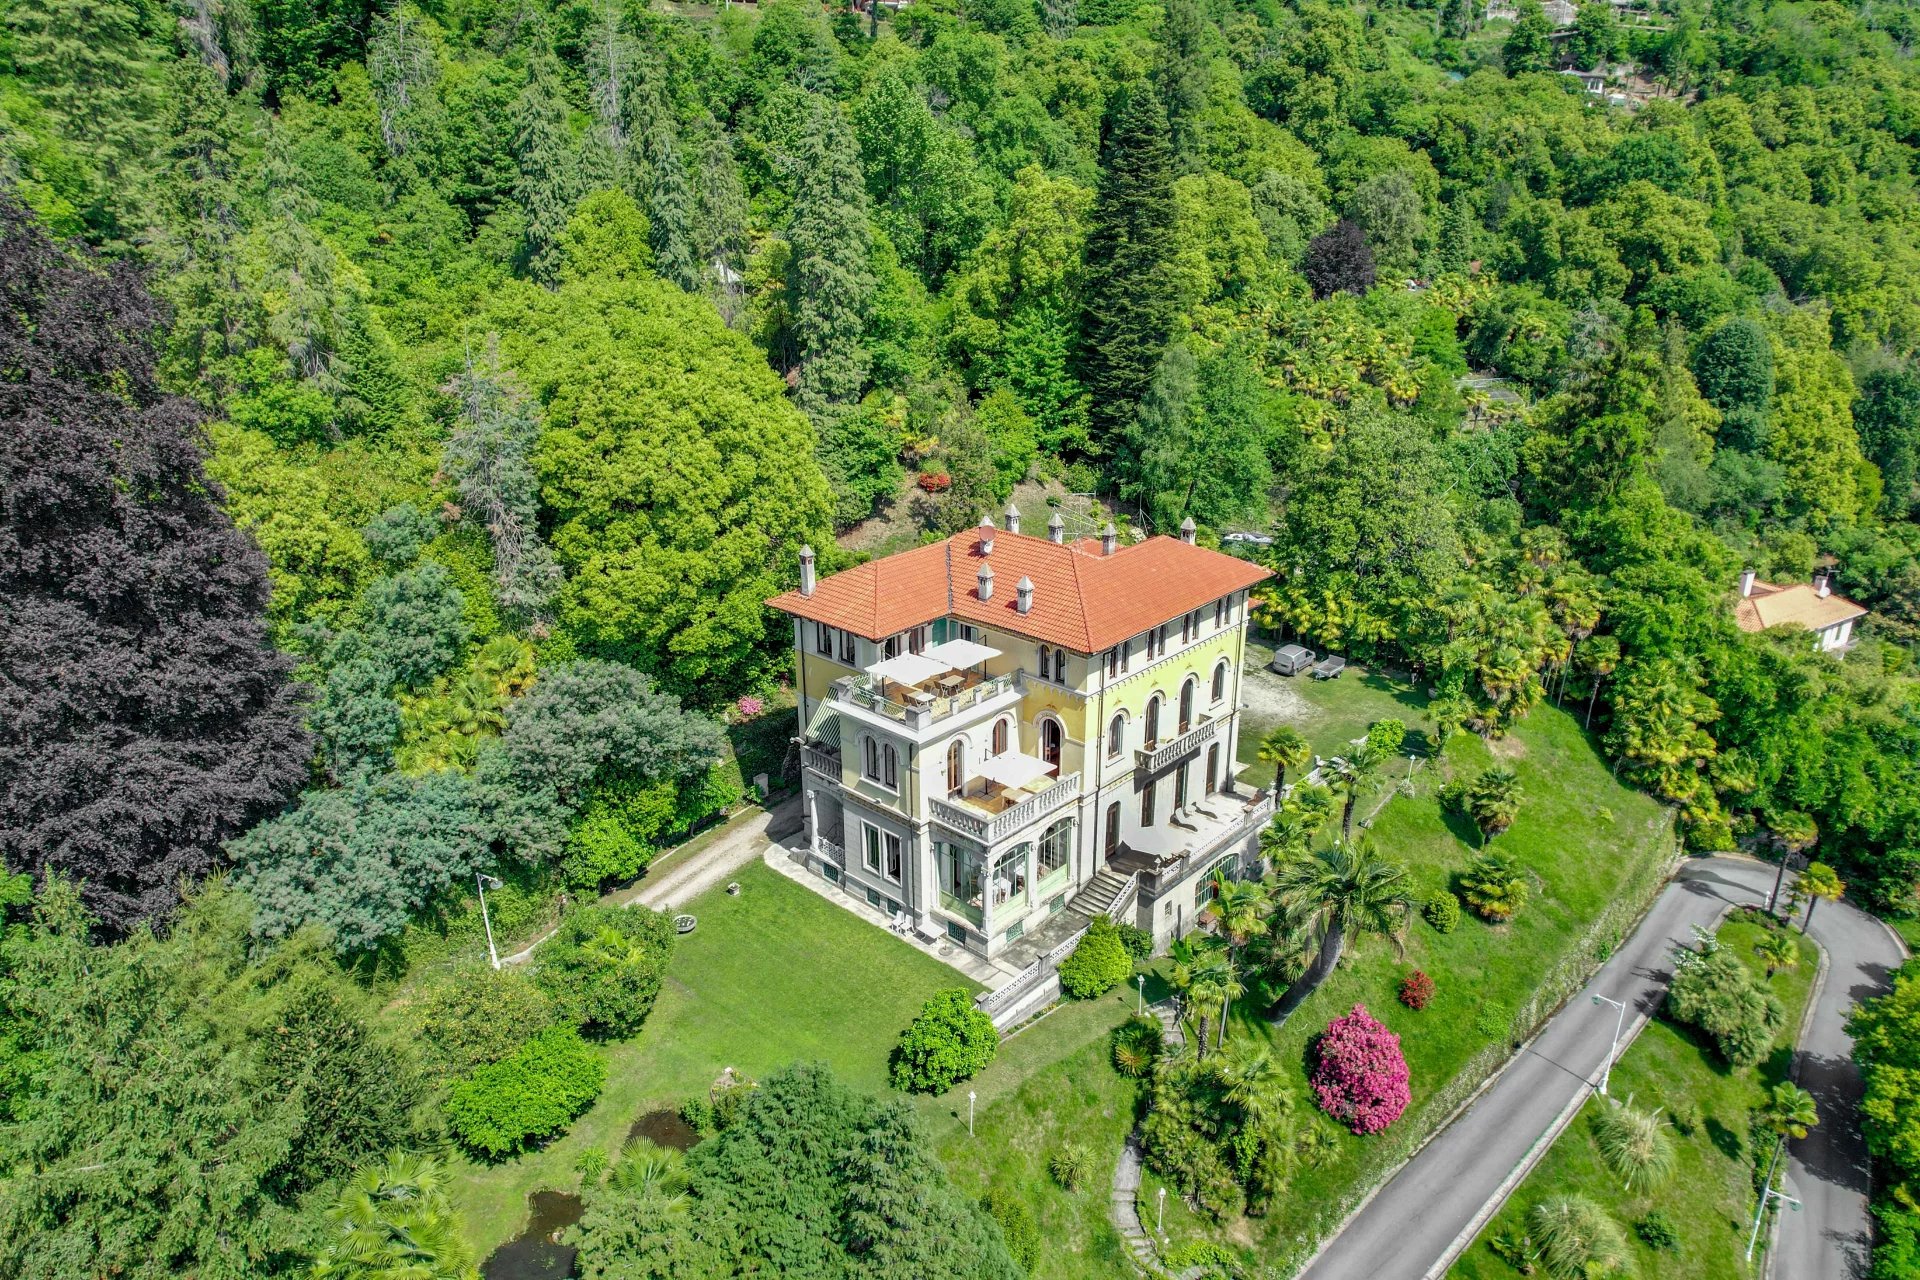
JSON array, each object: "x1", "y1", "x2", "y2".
[
  {"x1": 838, "y1": 630, "x2": 856, "y2": 664},
  {"x1": 823, "y1": 864, "x2": 840, "y2": 883},
  {"x1": 815, "y1": 622, "x2": 832, "y2": 655},
  {"x1": 886, "y1": 898, "x2": 901, "y2": 916},
  {"x1": 908, "y1": 625, "x2": 929, "y2": 654},
  {"x1": 1141, "y1": 783, "x2": 1157, "y2": 828},
  {"x1": 864, "y1": 823, "x2": 882, "y2": 873},
  {"x1": 1174, "y1": 763, "x2": 1190, "y2": 811},
  {"x1": 1180, "y1": 614, "x2": 1191, "y2": 644},
  {"x1": 1049, "y1": 894, "x2": 1066, "y2": 915},
  {"x1": 865, "y1": 886, "x2": 883, "y2": 908},
  {"x1": 884, "y1": 635, "x2": 902, "y2": 659},
  {"x1": 1214, "y1": 598, "x2": 1227, "y2": 628},
  {"x1": 959, "y1": 623, "x2": 978, "y2": 642},
  {"x1": 946, "y1": 920, "x2": 969, "y2": 945},
  {"x1": 1005, "y1": 920, "x2": 1025, "y2": 943},
  {"x1": 885, "y1": 832, "x2": 903, "y2": 882}
]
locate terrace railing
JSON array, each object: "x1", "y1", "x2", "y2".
[
  {"x1": 930, "y1": 771, "x2": 1080, "y2": 845},
  {"x1": 1136, "y1": 715, "x2": 1221, "y2": 775}
]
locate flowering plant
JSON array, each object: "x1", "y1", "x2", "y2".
[
  {"x1": 917, "y1": 471, "x2": 952, "y2": 493},
  {"x1": 1312, "y1": 1004, "x2": 1411, "y2": 1135},
  {"x1": 1398, "y1": 970, "x2": 1434, "y2": 1010},
  {"x1": 735, "y1": 695, "x2": 765, "y2": 719}
]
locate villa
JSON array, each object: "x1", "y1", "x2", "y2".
[
  {"x1": 766, "y1": 507, "x2": 1276, "y2": 963},
  {"x1": 1734, "y1": 568, "x2": 1868, "y2": 655}
]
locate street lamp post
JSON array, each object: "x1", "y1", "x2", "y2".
[
  {"x1": 1156, "y1": 1187, "x2": 1166, "y2": 1238},
  {"x1": 477, "y1": 872, "x2": 504, "y2": 970},
  {"x1": 1590, "y1": 993, "x2": 1628, "y2": 1096},
  {"x1": 1746, "y1": 1141, "x2": 1801, "y2": 1263},
  {"x1": 1137, "y1": 973, "x2": 1146, "y2": 1017},
  {"x1": 968, "y1": 1090, "x2": 976, "y2": 1137}
]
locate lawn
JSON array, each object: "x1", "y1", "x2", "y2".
[
  {"x1": 1449, "y1": 915, "x2": 1821, "y2": 1279},
  {"x1": 449, "y1": 859, "x2": 977, "y2": 1254}
]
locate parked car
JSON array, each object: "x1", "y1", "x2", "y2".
[{"x1": 1270, "y1": 644, "x2": 1315, "y2": 676}]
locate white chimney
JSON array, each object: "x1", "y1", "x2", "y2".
[
  {"x1": 978, "y1": 516, "x2": 994, "y2": 557},
  {"x1": 800, "y1": 545, "x2": 816, "y2": 597},
  {"x1": 1004, "y1": 501, "x2": 1021, "y2": 535},
  {"x1": 1100, "y1": 522, "x2": 1117, "y2": 556},
  {"x1": 978, "y1": 563, "x2": 994, "y2": 601},
  {"x1": 1047, "y1": 512, "x2": 1065, "y2": 544},
  {"x1": 1739, "y1": 568, "x2": 1755, "y2": 598},
  {"x1": 1815, "y1": 571, "x2": 1832, "y2": 599},
  {"x1": 1016, "y1": 576, "x2": 1033, "y2": 615},
  {"x1": 1179, "y1": 516, "x2": 1196, "y2": 545}
]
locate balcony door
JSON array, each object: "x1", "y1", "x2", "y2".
[
  {"x1": 1104, "y1": 801, "x2": 1121, "y2": 859},
  {"x1": 1040, "y1": 718, "x2": 1062, "y2": 773},
  {"x1": 947, "y1": 739, "x2": 966, "y2": 798},
  {"x1": 1179, "y1": 677, "x2": 1196, "y2": 734}
]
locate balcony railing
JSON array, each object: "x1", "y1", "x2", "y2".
[
  {"x1": 1136, "y1": 715, "x2": 1220, "y2": 775},
  {"x1": 831, "y1": 670, "x2": 1023, "y2": 732},
  {"x1": 931, "y1": 771, "x2": 1079, "y2": 845},
  {"x1": 801, "y1": 743, "x2": 842, "y2": 778}
]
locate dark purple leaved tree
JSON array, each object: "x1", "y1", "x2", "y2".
[
  {"x1": 1303, "y1": 219, "x2": 1377, "y2": 300},
  {"x1": 0, "y1": 198, "x2": 311, "y2": 933}
]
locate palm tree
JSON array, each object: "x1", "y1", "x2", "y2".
[
  {"x1": 1183, "y1": 945, "x2": 1244, "y2": 1054},
  {"x1": 1260, "y1": 811, "x2": 1314, "y2": 866},
  {"x1": 312, "y1": 1153, "x2": 473, "y2": 1280},
  {"x1": 1257, "y1": 725, "x2": 1311, "y2": 799},
  {"x1": 1767, "y1": 811, "x2": 1819, "y2": 914},
  {"x1": 1757, "y1": 1082, "x2": 1819, "y2": 1143},
  {"x1": 1799, "y1": 861, "x2": 1846, "y2": 932},
  {"x1": 1327, "y1": 745, "x2": 1388, "y2": 840},
  {"x1": 1201, "y1": 873, "x2": 1271, "y2": 961},
  {"x1": 1754, "y1": 930, "x2": 1800, "y2": 979},
  {"x1": 611, "y1": 1141, "x2": 690, "y2": 1199},
  {"x1": 1465, "y1": 766, "x2": 1521, "y2": 844},
  {"x1": 1224, "y1": 1044, "x2": 1293, "y2": 1133},
  {"x1": 1267, "y1": 838, "x2": 1415, "y2": 1023}
]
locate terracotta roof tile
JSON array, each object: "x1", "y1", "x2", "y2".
[
  {"x1": 768, "y1": 528, "x2": 1273, "y2": 652},
  {"x1": 1733, "y1": 580, "x2": 1867, "y2": 634}
]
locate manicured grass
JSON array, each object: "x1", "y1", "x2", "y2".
[
  {"x1": 1890, "y1": 915, "x2": 1920, "y2": 953},
  {"x1": 448, "y1": 860, "x2": 977, "y2": 1254},
  {"x1": 1449, "y1": 915, "x2": 1820, "y2": 1279},
  {"x1": 932, "y1": 988, "x2": 1145, "y2": 1280},
  {"x1": 1235, "y1": 643, "x2": 1433, "y2": 771}
]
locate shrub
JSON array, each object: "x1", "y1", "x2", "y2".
[
  {"x1": 1116, "y1": 922, "x2": 1155, "y2": 959},
  {"x1": 1529, "y1": 1196, "x2": 1631, "y2": 1279},
  {"x1": 409, "y1": 964, "x2": 559, "y2": 1082},
  {"x1": 1399, "y1": 970, "x2": 1435, "y2": 1011},
  {"x1": 575, "y1": 1145, "x2": 609, "y2": 1186},
  {"x1": 1111, "y1": 1015, "x2": 1165, "y2": 1077},
  {"x1": 445, "y1": 1026, "x2": 605, "y2": 1157},
  {"x1": 1592, "y1": 1098, "x2": 1676, "y2": 1192},
  {"x1": 980, "y1": 1187, "x2": 1039, "y2": 1271},
  {"x1": 1049, "y1": 1142, "x2": 1092, "y2": 1190},
  {"x1": 1475, "y1": 1001, "x2": 1511, "y2": 1039},
  {"x1": 1311, "y1": 1004, "x2": 1411, "y2": 1136},
  {"x1": 1636, "y1": 1209, "x2": 1679, "y2": 1251},
  {"x1": 1165, "y1": 1241, "x2": 1238, "y2": 1272},
  {"x1": 1057, "y1": 917, "x2": 1133, "y2": 998},
  {"x1": 533, "y1": 903, "x2": 676, "y2": 1038},
  {"x1": 1666, "y1": 945, "x2": 1785, "y2": 1067},
  {"x1": 889, "y1": 989, "x2": 1000, "y2": 1093},
  {"x1": 1460, "y1": 850, "x2": 1530, "y2": 921},
  {"x1": 735, "y1": 694, "x2": 764, "y2": 719},
  {"x1": 678, "y1": 1097, "x2": 715, "y2": 1136},
  {"x1": 1424, "y1": 892, "x2": 1462, "y2": 934}
]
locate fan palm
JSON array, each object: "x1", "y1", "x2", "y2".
[
  {"x1": 1268, "y1": 839, "x2": 1415, "y2": 1022},
  {"x1": 1260, "y1": 811, "x2": 1314, "y2": 865},
  {"x1": 1186, "y1": 946, "x2": 1244, "y2": 1054},
  {"x1": 1201, "y1": 873, "x2": 1271, "y2": 960},
  {"x1": 312, "y1": 1153, "x2": 473, "y2": 1280},
  {"x1": 1754, "y1": 930, "x2": 1800, "y2": 979},
  {"x1": 1799, "y1": 861, "x2": 1846, "y2": 932},
  {"x1": 1223, "y1": 1044, "x2": 1293, "y2": 1133},
  {"x1": 1257, "y1": 725, "x2": 1311, "y2": 799},
  {"x1": 1757, "y1": 1082, "x2": 1819, "y2": 1142},
  {"x1": 610, "y1": 1141, "x2": 690, "y2": 1200}
]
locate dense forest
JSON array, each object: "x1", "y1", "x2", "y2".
[{"x1": 4, "y1": 0, "x2": 1920, "y2": 1270}]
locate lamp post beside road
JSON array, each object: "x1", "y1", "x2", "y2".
[{"x1": 1590, "y1": 993, "x2": 1627, "y2": 1096}]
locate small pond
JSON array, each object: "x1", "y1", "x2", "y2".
[
  {"x1": 626, "y1": 1107, "x2": 700, "y2": 1151},
  {"x1": 480, "y1": 1190, "x2": 581, "y2": 1280}
]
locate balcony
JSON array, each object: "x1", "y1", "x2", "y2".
[
  {"x1": 801, "y1": 742, "x2": 842, "y2": 779},
  {"x1": 830, "y1": 669, "x2": 1023, "y2": 734},
  {"x1": 1136, "y1": 715, "x2": 1221, "y2": 775},
  {"x1": 1109, "y1": 789, "x2": 1276, "y2": 891},
  {"x1": 931, "y1": 771, "x2": 1081, "y2": 845}
]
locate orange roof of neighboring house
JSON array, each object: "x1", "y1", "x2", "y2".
[
  {"x1": 767, "y1": 527, "x2": 1273, "y2": 652},
  {"x1": 1734, "y1": 580, "x2": 1868, "y2": 635}
]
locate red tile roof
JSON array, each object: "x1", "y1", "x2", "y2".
[{"x1": 768, "y1": 528, "x2": 1273, "y2": 652}]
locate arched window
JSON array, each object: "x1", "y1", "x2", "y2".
[
  {"x1": 1104, "y1": 801, "x2": 1122, "y2": 858},
  {"x1": 992, "y1": 718, "x2": 1010, "y2": 755},
  {"x1": 1144, "y1": 695, "x2": 1162, "y2": 747},
  {"x1": 1107, "y1": 712, "x2": 1126, "y2": 759},
  {"x1": 1052, "y1": 648, "x2": 1067, "y2": 683},
  {"x1": 1211, "y1": 659, "x2": 1229, "y2": 705},
  {"x1": 1037, "y1": 645, "x2": 1051, "y2": 680},
  {"x1": 1179, "y1": 677, "x2": 1196, "y2": 733},
  {"x1": 1040, "y1": 718, "x2": 1063, "y2": 772},
  {"x1": 1038, "y1": 817, "x2": 1072, "y2": 879},
  {"x1": 883, "y1": 744, "x2": 898, "y2": 789},
  {"x1": 947, "y1": 739, "x2": 965, "y2": 798}
]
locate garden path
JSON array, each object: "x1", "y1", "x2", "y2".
[
  {"x1": 1110, "y1": 1001, "x2": 1203, "y2": 1279},
  {"x1": 1295, "y1": 856, "x2": 1897, "y2": 1280}
]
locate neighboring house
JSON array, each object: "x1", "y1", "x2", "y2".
[
  {"x1": 1733, "y1": 569, "x2": 1868, "y2": 654},
  {"x1": 766, "y1": 507, "x2": 1276, "y2": 961}
]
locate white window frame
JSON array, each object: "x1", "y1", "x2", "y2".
[
  {"x1": 1212, "y1": 658, "x2": 1230, "y2": 705},
  {"x1": 861, "y1": 735, "x2": 900, "y2": 793},
  {"x1": 815, "y1": 622, "x2": 832, "y2": 655},
  {"x1": 1107, "y1": 711, "x2": 1126, "y2": 759},
  {"x1": 863, "y1": 822, "x2": 883, "y2": 874}
]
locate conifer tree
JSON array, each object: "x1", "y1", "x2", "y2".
[
  {"x1": 154, "y1": 60, "x2": 250, "y2": 396},
  {"x1": 694, "y1": 117, "x2": 749, "y2": 319},
  {"x1": 514, "y1": 60, "x2": 584, "y2": 285},
  {"x1": 1042, "y1": 0, "x2": 1077, "y2": 38},
  {"x1": 642, "y1": 95, "x2": 699, "y2": 292},
  {"x1": 368, "y1": 3, "x2": 443, "y2": 162},
  {"x1": 787, "y1": 97, "x2": 874, "y2": 420},
  {"x1": 0, "y1": 200, "x2": 311, "y2": 931},
  {"x1": 256, "y1": 127, "x2": 354, "y2": 405},
  {"x1": 1157, "y1": 0, "x2": 1210, "y2": 173},
  {"x1": 1078, "y1": 81, "x2": 1178, "y2": 452},
  {"x1": 3, "y1": 0, "x2": 160, "y2": 189}
]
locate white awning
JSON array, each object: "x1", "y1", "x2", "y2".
[
  {"x1": 865, "y1": 652, "x2": 949, "y2": 687},
  {"x1": 922, "y1": 638, "x2": 1001, "y2": 669},
  {"x1": 975, "y1": 751, "x2": 1054, "y2": 790}
]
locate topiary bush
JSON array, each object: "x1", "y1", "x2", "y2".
[
  {"x1": 445, "y1": 1025, "x2": 605, "y2": 1158},
  {"x1": 1057, "y1": 917, "x2": 1133, "y2": 998},
  {"x1": 1111, "y1": 1014, "x2": 1165, "y2": 1077},
  {"x1": 980, "y1": 1186, "x2": 1039, "y2": 1271},
  {"x1": 532, "y1": 902, "x2": 676, "y2": 1038},
  {"x1": 1666, "y1": 944, "x2": 1785, "y2": 1067},
  {"x1": 889, "y1": 988, "x2": 1000, "y2": 1094},
  {"x1": 1311, "y1": 1004, "x2": 1411, "y2": 1136},
  {"x1": 1424, "y1": 892, "x2": 1462, "y2": 934},
  {"x1": 1399, "y1": 970, "x2": 1435, "y2": 1011}
]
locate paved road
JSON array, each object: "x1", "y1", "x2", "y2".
[
  {"x1": 1777, "y1": 879, "x2": 1908, "y2": 1279},
  {"x1": 1298, "y1": 856, "x2": 1896, "y2": 1280}
]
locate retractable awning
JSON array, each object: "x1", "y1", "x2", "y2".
[{"x1": 974, "y1": 751, "x2": 1054, "y2": 790}]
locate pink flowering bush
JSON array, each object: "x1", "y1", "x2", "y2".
[
  {"x1": 1311, "y1": 1004, "x2": 1411, "y2": 1135},
  {"x1": 735, "y1": 695, "x2": 765, "y2": 719}
]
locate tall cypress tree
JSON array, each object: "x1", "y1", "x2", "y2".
[
  {"x1": 1078, "y1": 81, "x2": 1178, "y2": 453},
  {"x1": 787, "y1": 96, "x2": 874, "y2": 420},
  {"x1": 0, "y1": 200, "x2": 311, "y2": 932}
]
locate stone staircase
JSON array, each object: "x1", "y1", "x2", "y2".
[
  {"x1": 1069, "y1": 867, "x2": 1132, "y2": 918},
  {"x1": 1110, "y1": 1001, "x2": 1203, "y2": 1279}
]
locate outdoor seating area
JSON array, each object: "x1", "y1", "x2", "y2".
[
  {"x1": 949, "y1": 749, "x2": 1058, "y2": 815},
  {"x1": 852, "y1": 639, "x2": 1014, "y2": 722}
]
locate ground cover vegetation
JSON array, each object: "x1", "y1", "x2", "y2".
[
  {"x1": 1452, "y1": 914, "x2": 1819, "y2": 1280},
  {"x1": 6, "y1": 0, "x2": 1920, "y2": 1271}
]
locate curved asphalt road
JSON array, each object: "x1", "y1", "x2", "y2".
[{"x1": 1295, "y1": 856, "x2": 1903, "y2": 1280}]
